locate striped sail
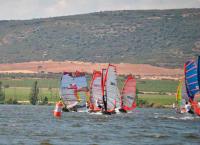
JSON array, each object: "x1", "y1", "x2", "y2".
[
  {"x1": 121, "y1": 75, "x2": 137, "y2": 111},
  {"x1": 185, "y1": 60, "x2": 200, "y2": 99},
  {"x1": 191, "y1": 56, "x2": 200, "y2": 116}
]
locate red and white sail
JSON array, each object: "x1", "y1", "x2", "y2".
[
  {"x1": 103, "y1": 64, "x2": 120, "y2": 112},
  {"x1": 89, "y1": 71, "x2": 103, "y2": 112},
  {"x1": 121, "y1": 75, "x2": 137, "y2": 111}
]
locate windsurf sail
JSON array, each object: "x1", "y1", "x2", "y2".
[
  {"x1": 175, "y1": 78, "x2": 189, "y2": 112},
  {"x1": 89, "y1": 71, "x2": 103, "y2": 111},
  {"x1": 60, "y1": 72, "x2": 78, "y2": 109},
  {"x1": 60, "y1": 71, "x2": 88, "y2": 109},
  {"x1": 176, "y1": 79, "x2": 182, "y2": 107},
  {"x1": 74, "y1": 71, "x2": 88, "y2": 107},
  {"x1": 103, "y1": 64, "x2": 120, "y2": 113},
  {"x1": 184, "y1": 60, "x2": 200, "y2": 99},
  {"x1": 181, "y1": 79, "x2": 189, "y2": 102},
  {"x1": 183, "y1": 56, "x2": 200, "y2": 116},
  {"x1": 121, "y1": 75, "x2": 137, "y2": 111},
  {"x1": 190, "y1": 56, "x2": 200, "y2": 116}
]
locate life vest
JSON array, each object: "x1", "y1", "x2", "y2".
[{"x1": 53, "y1": 101, "x2": 63, "y2": 118}]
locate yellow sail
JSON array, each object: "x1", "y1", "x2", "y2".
[{"x1": 176, "y1": 79, "x2": 182, "y2": 107}]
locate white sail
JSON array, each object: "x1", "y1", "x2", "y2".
[
  {"x1": 105, "y1": 64, "x2": 120, "y2": 112},
  {"x1": 60, "y1": 73, "x2": 78, "y2": 109},
  {"x1": 90, "y1": 71, "x2": 103, "y2": 111}
]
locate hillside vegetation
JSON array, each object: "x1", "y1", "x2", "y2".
[{"x1": 0, "y1": 9, "x2": 200, "y2": 67}]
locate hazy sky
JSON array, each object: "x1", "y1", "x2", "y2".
[{"x1": 1, "y1": 0, "x2": 200, "y2": 20}]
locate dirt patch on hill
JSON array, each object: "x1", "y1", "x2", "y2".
[{"x1": 0, "y1": 60, "x2": 183, "y2": 78}]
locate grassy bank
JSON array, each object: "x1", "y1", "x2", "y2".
[
  {"x1": 137, "y1": 79, "x2": 178, "y2": 93},
  {"x1": 2, "y1": 87, "x2": 176, "y2": 107},
  {"x1": 0, "y1": 78, "x2": 177, "y2": 107},
  {"x1": 4, "y1": 87, "x2": 59, "y2": 102},
  {"x1": 0, "y1": 78, "x2": 178, "y2": 92},
  {"x1": 139, "y1": 94, "x2": 175, "y2": 108}
]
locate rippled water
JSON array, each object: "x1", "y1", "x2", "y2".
[{"x1": 0, "y1": 105, "x2": 200, "y2": 145}]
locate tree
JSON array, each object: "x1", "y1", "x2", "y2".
[
  {"x1": 0, "y1": 82, "x2": 5, "y2": 103},
  {"x1": 29, "y1": 81, "x2": 39, "y2": 105}
]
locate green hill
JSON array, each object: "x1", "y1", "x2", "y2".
[{"x1": 0, "y1": 9, "x2": 200, "y2": 67}]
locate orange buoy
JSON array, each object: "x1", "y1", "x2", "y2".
[{"x1": 53, "y1": 101, "x2": 63, "y2": 118}]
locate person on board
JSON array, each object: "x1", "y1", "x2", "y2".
[
  {"x1": 172, "y1": 103, "x2": 176, "y2": 109},
  {"x1": 95, "y1": 99, "x2": 102, "y2": 109},
  {"x1": 185, "y1": 101, "x2": 194, "y2": 114},
  {"x1": 62, "y1": 103, "x2": 70, "y2": 112}
]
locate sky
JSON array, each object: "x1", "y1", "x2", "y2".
[{"x1": 0, "y1": 0, "x2": 200, "y2": 20}]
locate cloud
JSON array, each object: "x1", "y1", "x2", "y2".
[{"x1": 0, "y1": 0, "x2": 200, "y2": 20}]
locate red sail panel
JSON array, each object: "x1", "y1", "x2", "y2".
[
  {"x1": 89, "y1": 71, "x2": 103, "y2": 112},
  {"x1": 121, "y1": 75, "x2": 137, "y2": 111}
]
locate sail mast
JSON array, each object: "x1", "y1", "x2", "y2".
[{"x1": 102, "y1": 68, "x2": 107, "y2": 112}]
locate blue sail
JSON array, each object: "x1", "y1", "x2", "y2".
[
  {"x1": 198, "y1": 56, "x2": 200, "y2": 94},
  {"x1": 185, "y1": 60, "x2": 200, "y2": 99}
]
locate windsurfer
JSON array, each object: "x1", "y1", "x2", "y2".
[
  {"x1": 185, "y1": 102, "x2": 194, "y2": 114},
  {"x1": 62, "y1": 103, "x2": 70, "y2": 112},
  {"x1": 95, "y1": 99, "x2": 103, "y2": 109}
]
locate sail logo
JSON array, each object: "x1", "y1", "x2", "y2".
[
  {"x1": 110, "y1": 82, "x2": 116, "y2": 86},
  {"x1": 127, "y1": 96, "x2": 134, "y2": 99}
]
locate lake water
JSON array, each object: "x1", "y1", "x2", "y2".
[{"x1": 0, "y1": 105, "x2": 200, "y2": 145}]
